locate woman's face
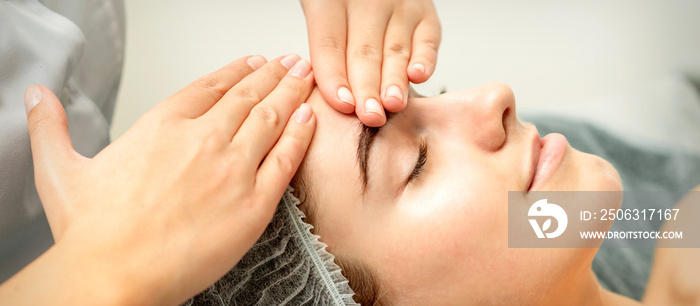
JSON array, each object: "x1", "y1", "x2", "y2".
[{"x1": 297, "y1": 83, "x2": 622, "y2": 304}]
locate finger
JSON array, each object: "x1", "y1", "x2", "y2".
[
  {"x1": 202, "y1": 54, "x2": 301, "y2": 135},
  {"x1": 255, "y1": 103, "x2": 315, "y2": 210},
  {"x1": 347, "y1": 3, "x2": 391, "y2": 127},
  {"x1": 407, "y1": 16, "x2": 441, "y2": 84},
  {"x1": 232, "y1": 59, "x2": 314, "y2": 170},
  {"x1": 24, "y1": 85, "x2": 82, "y2": 239},
  {"x1": 380, "y1": 13, "x2": 418, "y2": 113},
  {"x1": 25, "y1": 85, "x2": 82, "y2": 169},
  {"x1": 162, "y1": 55, "x2": 267, "y2": 118},
  {"x1": 302, "y1": 0, "x2": 355, "y2": 113}
]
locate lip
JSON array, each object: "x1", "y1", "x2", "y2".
[
  {"x1": 526, "y1": 126, "x2": 541, "y2": 191},
  {"x1": 527, "y1": 132, "x2": 568, "y2": 191}
]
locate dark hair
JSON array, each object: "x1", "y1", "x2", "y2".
[{"x1": 291, "y1": 174, "x2": 387, "y2": 306}]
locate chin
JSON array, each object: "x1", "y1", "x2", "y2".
[
  {"x1": 582, "y1": 151, "x2": 622, "y2": 192},
  {"x1": 543, "y1": 146, "x2": 623, "y2": 192},
  {"x1": 572, "y1": 148, "x2": 623, "y2": 192}
]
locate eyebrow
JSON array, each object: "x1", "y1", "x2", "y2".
[{"x1": 356, "y1": 111, "x2": 396, "y2": 194}]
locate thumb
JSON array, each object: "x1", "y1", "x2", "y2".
[
  {"x1": 25, "y1": 85, "x2": 81, "y2": 240},
  {"x1": 24, "y1": 85, "x2": 79, "y2": 166}
]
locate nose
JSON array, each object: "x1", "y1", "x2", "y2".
[{"x1": 418, "y1": 82, "x2": 517, "y2": 151}]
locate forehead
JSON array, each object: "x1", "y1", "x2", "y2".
[{"x1": 298, "y1": 88, "x2": 363, "y2": 204}]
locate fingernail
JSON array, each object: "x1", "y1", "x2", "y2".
[
  {"x1": 280, "y1": 54, "x2": 301, "y2": 70},
  {"x1": 290, "y1": 59, "x2": 311, "y2": 78},
  {"x1": 386, "y1": 85, "x2": 403, "y2": 103},
  {"x1": 364, "y1": 98, "x2": 383, "y2": 116},
  {"x1": 246, "y1": 55, "x2": 267, "y2": 70},
  {"x1": 410, "y1": 63, "x2": 426, "y2": 74},
  {"x1": 337, "y1": 87, "x2": 355, "y2": 106},
  {"x1": 24, "y1": 85, "x2": 42, "y2": 115},
  {"x1": 295, "y1": 103, "x2": 313, "y2": 123}
]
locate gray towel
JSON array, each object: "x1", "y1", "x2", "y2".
[{"x1": 526, "y1": 115, "x2": 700, "y2": 301}]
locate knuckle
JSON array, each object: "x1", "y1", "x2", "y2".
[
  {"x1": 253, "y1": 105, "x2": 280, "y2": 128},
  {"x1": 137, "y1": 111, "x2": 171, "y2": 135},
  {"x1": 231, "y1": 87, "x2": 261, "y2": 106},
  {"x1": 280, "y1": 78, "x2": 307, "y2": 97},
  {"x1": 272, "y1": 153, "x2": 295, "y2": 176},
  {"x1": 212, "y1": 159, "x2": 234, "y2": 182},
  {"x1": 285, "y1": 126, "x2": 309, "y2": 145},
  {"x1": 325, "y1": 70, "x2": 348, "y2": 83},
  {"x1": 385, "y1": 43, "x2": 410, "y2": 59},
  {"x1": 359, "y1": 0, "x2": 387, "y2": 12},
  {"x1": 352, "y1": 44, "x2": 381, "y2": 61},
  {"x1": 399, "y1": 0, "x2": 421, "y2": 13},
  {"x1": 357, "y1": 80, "x2": 380, "y2": 92},
  {"x1": 228, "y1": 144, "x2": 251, "y2": 169},
  {"x1": 27, "y1": 113, "x2": 52, "y2": 136},
  {"x1": 196, "y1": 75, "x2": 228, "y2": 97},
  {"x1": 269, "y1": 63, "x2": 290, "y2": 80},
  {"x1": 421, "y1": 39, "x2": 441, "y2": 52},
  {"x1": 318, "y1": 37, "x2": 343, "y2": 54},
  {"x1": 287, "y1": 129, "x2": 309, "y2": 152},
  {"x1": 197, "y1": 126, "x2": 227, "y2": 153},
  {"x1": 434, "y1": 19, "x2": 443, "y2": 35}
]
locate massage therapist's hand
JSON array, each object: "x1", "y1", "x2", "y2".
[
  {"x1": 301, "y1": 0, "x2": 441, "y2": 127},
  {"x1": 0, "y1": 55, "x2": 315, "y2": 305}
]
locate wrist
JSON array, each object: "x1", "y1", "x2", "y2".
[
  {"x1": 54, "y1": 234, "x2": 168, "y2": 306},
  {"x1": 0, "y1": 241, "x2": 141, "y2": 306},
  {"x1": 52, "y1": 240, "x2": 145, "y2": 306}
]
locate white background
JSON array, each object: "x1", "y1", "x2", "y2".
[{"x1": 111, "y1": 0, "x2": 700, "y2": 148}]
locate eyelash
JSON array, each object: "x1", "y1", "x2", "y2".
[{"x1": 407, "y1": 139, "x2": 428, "y2": 185}]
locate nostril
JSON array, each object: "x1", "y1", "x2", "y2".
[{"x1": 501, "y1": 107, "x2": 511, "y2": 142}]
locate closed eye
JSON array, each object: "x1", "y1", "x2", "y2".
[{"x1": 407, "y1": 138, "x2": 428, "y2": 185}]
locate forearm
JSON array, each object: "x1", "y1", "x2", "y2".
[{"x1": 0, "y1": 242, "x2": 144, "y2": 306}]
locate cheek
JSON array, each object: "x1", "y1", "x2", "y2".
[
  {"x1": 399, "y1": 158, "x2": 512, "y2": 240},
  {"x1": 376, "y1": 162, "x2": 515, "y2": 293},
  {"x1": 381, "y1": 192, "x2": 554, "y2": 304},
  {"x1": 393, "y1": 151, "x2": 523, "y2": 257}
]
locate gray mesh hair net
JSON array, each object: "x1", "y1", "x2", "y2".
[{"x1": 183, "y1": 187, "x2": 359, "y2": 305}]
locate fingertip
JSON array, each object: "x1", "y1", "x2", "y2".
[
  {"x1": 319, "y1": 84, "x2": 355, "y2": 114},
  {"x1": 25, "y1": 85, "x2": 65, "y2": 129},
  {"x1": 24, "y1": 84, "x2": 79, "y2": 168},
  {"x1": 356, "y1": 98, "x2": 386, "y2": 127},
  {"x1": 382, "y1": 85, "x2": 406, "y2": 113},
  {"x1": 289, "y1": 59, "x2": 312, "y2": 78},
  {"x1": 358, "y1": 113, "x2": 386, "y2": 127},
  {"x1": 294, "y1": 103, "x2": 314, "y2": 124},
  {"x1": 24, "y1": 85, "x2": 43, "y2": 115},
  {"x1": 280, "y1": 54, "x2": 302, "y2": 70},
  {"x1": 336, "y1": 86, "x2": 356, "y2": 108},
  {"x1": 382, "y1": 98, "x2": 405, "y2": 113},
  {"x1": 303, "y1": 107, "x2": 317, "y2": 132},
  {"x1": 411, "y1": 63, "x2": 426, "y2": 75},
  {"x1": 407, "y1": 63, "x2": 431, "y2": 83},
  {"x1": 304, "y1": 108, "x2": 317, "y2": 129},
  {"x1": 289, "y1": 104, "x2": 316, "y2": 144},
  {"x1": 246, "y1": 55, "x2": 267, "y2": 71}
]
